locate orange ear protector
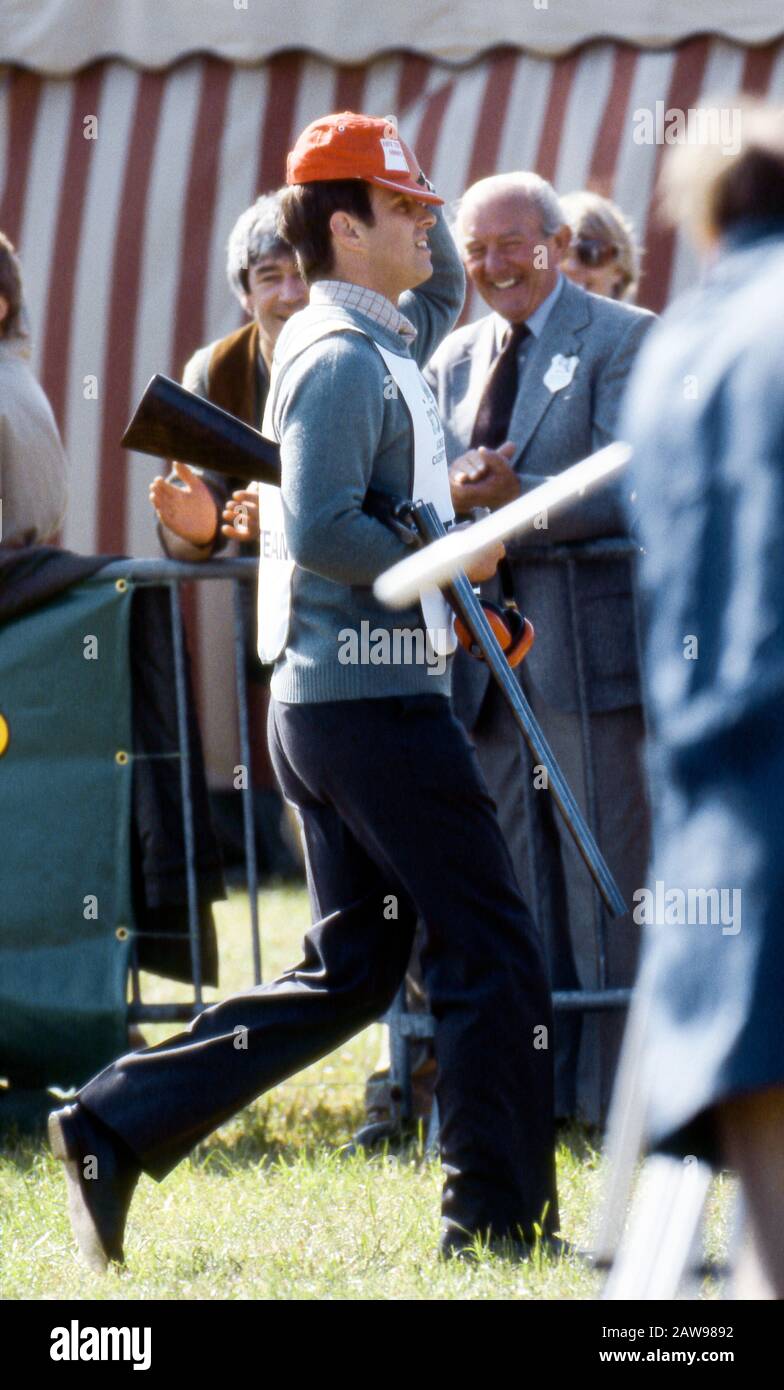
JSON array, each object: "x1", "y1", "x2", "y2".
[
  {"x1": 454, "y1": 556, "x2": 535, "y2": 669},
  {"x1": 455, "y1": 602, "x2": 534, "y2": 668}
]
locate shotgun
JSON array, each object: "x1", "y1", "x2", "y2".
[
  {"x1": 122, "y1": 374, "x2": 627, "y2": 917},
  {"x1": 122, "y1": 373, "x2": 281, "y2": 484},
  {"x1": 122, "y1": 374, "x2": 416, "y2": 543}
]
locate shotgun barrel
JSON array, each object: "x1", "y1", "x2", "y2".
[
  {"x1": 405, "y1": 499, "x2": 627, "y2": 919},
  {"x1": 374, "y1": 442, "x2": 632, "y2": 607}
]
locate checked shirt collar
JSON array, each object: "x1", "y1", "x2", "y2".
[{"x1": 310, "y1": 280, "x2": 417, "y2": 343}]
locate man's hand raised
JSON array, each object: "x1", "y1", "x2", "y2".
[
  {"x1": 149, "y1": 462, "x2": 219, "y2": 547},
  {"x1": 449, "y1": 441, "x2": 521, "y2": 514}
]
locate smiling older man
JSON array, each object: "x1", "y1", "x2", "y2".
[{"x1": 426, "y1": 172, "x2": 655, "y2": 1126}]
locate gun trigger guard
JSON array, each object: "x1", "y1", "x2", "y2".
[
  {"x1": 364, "y1": 492, "x2": 424, "y2": 547},
  {"x1": 388, "y1": 514, "x2": 422, "y2": 547}
]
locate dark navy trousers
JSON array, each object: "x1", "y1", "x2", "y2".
[{"x1": 79, "y1": 694, "x2": 558, "y2": 1243}]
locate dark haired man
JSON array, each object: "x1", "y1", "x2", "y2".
[
  {"x1": 149, "y1": 191, "x2": 307, "y2": 558},
  {"x1": 49, "y1": 113, "x2": 559, "y2": 1264},
  {"x1": 146, "y1": 192, "x2": 308, "y2": 861}
]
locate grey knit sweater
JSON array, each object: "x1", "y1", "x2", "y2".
[{"x1": 268, "y1": 208, "x2": 465, "y2": 704}]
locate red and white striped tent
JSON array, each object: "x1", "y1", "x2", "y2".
[{"x1": 3, "y1": 1, "x2": 784, "y2": 779}]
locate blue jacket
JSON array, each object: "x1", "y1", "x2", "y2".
[{"x1": 621, "y1": 219, "x2": 784, "y2": 1159}]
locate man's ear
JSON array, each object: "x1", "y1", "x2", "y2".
[
  {"x1": 329, "y1": 209, "x2": 363, "y2": 255},
  {"x1": 239, "y1": 291, "x2": 254, "y2": 319},
  {"x1": 0, "y1": 295, "x2": 8, "y2": 329}
]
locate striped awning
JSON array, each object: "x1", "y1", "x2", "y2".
[
  {"x1": 3, "y1": 0, "x2": 784, "y2": 71},
  {"x1": 2, "y1": 37, "x2": 783, "y2": 780}
]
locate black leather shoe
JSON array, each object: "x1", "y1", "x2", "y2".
[{"x1": 48, "y1": 1103, "x2": 139, "y2": 1272}]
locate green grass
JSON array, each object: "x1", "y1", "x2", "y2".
[{"x1": 0, "y1": 884, "x2": 731, "y2": 1299}]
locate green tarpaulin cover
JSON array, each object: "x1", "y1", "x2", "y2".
[{"x1": 0, "y1": 578, "x2": 133, "y2": 1110}]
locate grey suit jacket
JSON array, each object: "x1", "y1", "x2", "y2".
[{"x1": 426, "y1": 276, "x2": 656, "y2": 722}]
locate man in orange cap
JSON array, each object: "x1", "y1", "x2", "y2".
[{"x1": 50, "y1": 113, "x2": 560, "y2": 1265}]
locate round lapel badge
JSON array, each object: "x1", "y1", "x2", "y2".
[{"x1": 0, "y1": 713, "x2": 9, "y2": 757}]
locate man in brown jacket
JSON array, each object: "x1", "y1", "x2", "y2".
[
  {"x1": 148, "y1": 191, "x2": 308, "y2": 869},
  {"x1": 150, "y1": 191, "x2": 307, "y2": 555}
]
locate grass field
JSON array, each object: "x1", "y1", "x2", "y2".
[{"x1": 0, "y1": 883, "x2": 733, "y2": 1300}]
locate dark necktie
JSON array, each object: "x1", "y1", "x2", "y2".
[{"x1": 470, "y1": 322, "x2": 530, "y2": 450}]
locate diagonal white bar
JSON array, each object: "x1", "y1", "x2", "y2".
[{"x1": 373, "y1": 441, "x2": 632, "y2": 608}]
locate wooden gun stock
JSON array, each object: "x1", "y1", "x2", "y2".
[
  {"x1": 121, "y1": 373, "x2": 282, "y2": 485},
  {"x1": 121, "y1": 373, "x2": 414, "y2": 540}
]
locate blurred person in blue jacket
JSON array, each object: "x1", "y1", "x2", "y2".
[{"x1": 622, "y1": 99, "x2": 784, "y2": 1298}]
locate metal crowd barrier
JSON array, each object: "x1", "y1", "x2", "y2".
[
  {"x1": 521, "y1": 534, "x2": 645, "y2": 1018},
  {"x1": 90, "y1": 556, "x2": 262, "y2": 1024},
  {"x1": 386, "y1": 535, "x2": 647, "y2": 1130},
  {"x1": 94, "y1": 539, "x2": 646, "y2": 1134}
]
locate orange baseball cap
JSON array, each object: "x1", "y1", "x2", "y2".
[{"x1": 286, "y1": 112, "x2": 444, "y2": 205}]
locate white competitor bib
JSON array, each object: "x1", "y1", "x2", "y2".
[
  {"x1": 257, "y1": 317, "x2": 457, "y2": 663},
  {"x1": 372, "y1": 342, "x2": 456, "y2": 658}
]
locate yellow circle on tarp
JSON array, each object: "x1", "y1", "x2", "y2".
[{"x1": 0, "y1": 714, "x2": 9, "y2": 757}]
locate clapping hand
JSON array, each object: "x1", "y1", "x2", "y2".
[
  {"x1": 149, "y1": 461, "x2": 219, "y2": 546},
  {"x1": 449, "y1": 441, "x2": 521, "y2": 513}
]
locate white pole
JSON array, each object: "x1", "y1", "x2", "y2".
[{"x1": 374, "y1": 442, "x2": 632, "y2": 608}]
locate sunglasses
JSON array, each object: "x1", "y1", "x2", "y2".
[{"x1": 568, "y1": 237, "x2": 619, "y2": 269}]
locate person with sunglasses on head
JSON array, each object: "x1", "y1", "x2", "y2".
[
  {"x1": 49, "y1": 114, "x2": 561, "y2": 1268},
  {"x1": 560, "y1": 191, "x2": 641, "y2": 304},
  {"x1": 426, "y1": 172, "x2": 655, "y2": 1130}
]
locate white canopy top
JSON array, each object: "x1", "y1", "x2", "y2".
[{"x1": 2, "y1": 0, "x2": 784, "y2": 74}]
